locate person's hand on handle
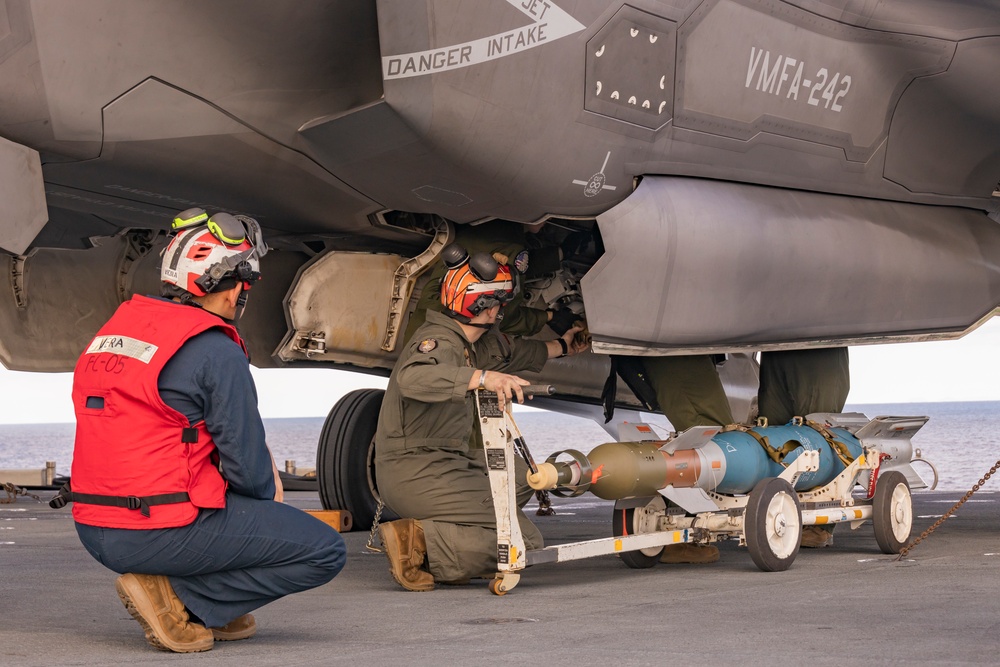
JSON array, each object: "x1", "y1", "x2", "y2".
[{"x1": 468, "y1": 369, "x2": 531, "y2": 412}]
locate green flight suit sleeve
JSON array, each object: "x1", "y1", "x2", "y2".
[
  {"x1": 475, "y1": 331, "x2": 547, "y2": 375},
  {"x1": 497, "y1": 297, "x2": 549, "y2": 337},
  {"x1": 396, "y1": 336, "x2": 476, "y2": 404}
]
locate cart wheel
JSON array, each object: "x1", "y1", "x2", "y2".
[
  {"x1": 489, "y1": 578, "x2": 508, "y2": 596},
  {"x1": 872, "y1": 471, "x2": 912, "y2": 554},
  {"x1": 745, "y1": 477, "x2": 801, "y2": 572},
  {"x1": 612, "y1": 496, "x2": 666, "y2": 569}
]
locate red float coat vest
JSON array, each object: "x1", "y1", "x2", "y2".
[{"x1": 70, "y1": 295, "x2": 247, "y2": 529}]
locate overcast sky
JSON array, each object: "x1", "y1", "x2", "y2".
[{"x1": 1, "y1": 317, "x2": 998, "y2": 425}]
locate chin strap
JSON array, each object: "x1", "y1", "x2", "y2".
[{"x1": 467, "y1": 309, "x2": 503, "y2": 330}]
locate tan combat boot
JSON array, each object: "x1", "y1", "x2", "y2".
[
  {"x1": 114, "y1": 573, "x2": 214, "y2": 653},
  {"x1": 211, "y1": 613, "x2": 257, "y2": 641},
  {"x1": 378, "y1": 518, "x2": 435, "y2": 592},
  {"x1": 800, "y1": 525, "x2": 834, "y2": 548},
  {"x1": 660, "y1": 543, "x2": 720, "y2": 564}
]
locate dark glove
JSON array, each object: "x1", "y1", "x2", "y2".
[{"x1": 547, "y1": 308, "x2": 579, "y2": 336}]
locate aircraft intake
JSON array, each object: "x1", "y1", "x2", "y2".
[{"x1": 528, "y1": 420, "x2": 875, "y2": 501}]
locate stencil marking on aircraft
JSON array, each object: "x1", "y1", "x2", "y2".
[
  {"x1": 382, "y1": 0, "x2": 585, "y2": 80},
  {"x1": 572, "y1": 151, "x2": 617, "y2": 197}
]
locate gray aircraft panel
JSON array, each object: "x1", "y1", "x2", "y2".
[
  {"x1": 300, "y1": 100, "x2": 518, "y2": 222},
  {"x1": 20, "y1": 1, "x2": 383, "y2": 150},
  {"x1": 583, "y1": 176, "x2": 1000, "y2": 353},
  {"x1": 674, "y1": 0, "x2": 953, "y2": 162},
  {"x1": 792, "y1": 0, "x2": 1000, "y2": 39},
  {"x1": 885, "y1": 36, "x2": 1000, "y2": 198},
  {"x1": 371, "y1": 0, "x2": 998, "y2": 226}
]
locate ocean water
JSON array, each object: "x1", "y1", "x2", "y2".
[{"x1": 2, "y1": 401, "x2": 998, "y2": 493}]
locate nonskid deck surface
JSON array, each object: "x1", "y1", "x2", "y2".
[{"x1": 2, "y1": 490, "x2": 998, "y2": 666}]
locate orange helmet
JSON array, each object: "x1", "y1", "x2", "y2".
[{"x1": 440, "y1": 246, "x2": 515, "y2": 321}]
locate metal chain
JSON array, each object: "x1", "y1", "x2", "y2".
[
  {"x1": 535, "y1": 489, "x2": 555, "y2": 516},
  {"x1": 504, "y1": 407, "x2": 556, "y2": 516},
  {"x1": 1, "y1": 482, "x2": 43, "y2": 504},
  {"x1": 895, "y1": 458, "x2": 1000, "y2": 560},
  {"x1": 365, "y1": 499, "x2": 385, "y2": 553}
]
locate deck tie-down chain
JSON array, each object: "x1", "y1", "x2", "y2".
[
  {"x1": 366, "y1": 499, "x2": 385, "y2": 553},
  {"x1": 1, "y1": 482, "x2": 43, "y2": 504},
  {"x1": 534, "y1": 489, "x2": 554, "y2": 516},
  {"x1": 895, "y1": 459, "x2": 1000, "y2": 561}
]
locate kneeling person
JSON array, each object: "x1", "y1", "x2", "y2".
[
  {"x1": 374, "y1": 245, "x2": 586, "y2": 590},
  {"x1": 59, "y1": 209, "x2": 346, "y2": 652}
]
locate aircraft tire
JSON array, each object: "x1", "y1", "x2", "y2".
[
  {"x1": 745, "y1": 477, "x2": 801, "y2": 572},
  {"x1": 317, "y1": 388, "x2": 396, "y2": 530},
  {"x1": 611, "y1": 496, "x2": 666, "y2": 569},
  {"x1": 872, "y1": 471, "x2": 912, "y2": 554}
]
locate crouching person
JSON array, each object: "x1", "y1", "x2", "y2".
[
  {"x1": 374, "y1": 244, "x2": 587, "y2": 590},
  {"x1": 56, "y1": 209, "x2": 346, "y2": 652}
]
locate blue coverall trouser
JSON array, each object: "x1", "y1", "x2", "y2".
[{"x1": 75, "y1": 492, "x2": 346, "y2": 628}]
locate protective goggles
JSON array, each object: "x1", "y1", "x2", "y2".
[{"x1": 172, "y1": 208, "x2": 268, "y2": 258}]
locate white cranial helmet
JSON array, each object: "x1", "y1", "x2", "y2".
[{"x1": 160, "y1": 208, "x2": 266, "y2": 297}]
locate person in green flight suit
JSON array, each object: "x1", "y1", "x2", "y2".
[
  {"x1": 624, "y1": 347, "x2": 850, "y2": 552},
  {"x1": 757, "y1": 348, "x2": 851, "y2": 427},
  {"x1": 374, "y1": 244, "x2": 588, "y2": 591},
  {"x1": 402, "y1": 220, "x2": 578, "y2": 344},
  {"x1": 757, "y1": 346, "x2": 850, "y2": 547},
  {"x1": 633, "y1": 354, "x2": 735, "y2": 565}
]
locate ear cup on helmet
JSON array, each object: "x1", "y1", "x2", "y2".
[
  {"x1": 441, "y1": 243, "x2": 469, "y2": 269},
  {"x1": 468, "y1": 252, "x2": 499, "y2": 281},
  {"x1": 172, "y1": 207, "x2": 209, "y2": 230},
  {"x1": 206, "y1": 212, "x2": 248, "y2": 246},
  {"x1": 161, "y1": 210, "x2": 263, "y2": 297}
]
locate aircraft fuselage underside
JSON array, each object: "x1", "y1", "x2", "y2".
[{"x1": 1, "y1": 1, "x2": 999, "y2": 408}]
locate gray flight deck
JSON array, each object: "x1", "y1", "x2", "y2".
[{"x1": 2, "y1": 489, "x2": 999, "y2": 666}]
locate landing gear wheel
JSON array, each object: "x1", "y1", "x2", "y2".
[
  {"x1": 317, "y1": 389, "x2": 396, "y2": 530},
  {"x1": 745, "y1": 477, "x2": 801, "y2": 572},
  {"x1": 872, "y1": 471, "x2": 912, "y2": 554},
  {"x1": 488, "y1": 579, "x2": 508, "y2": 596},
  {"x1": 612, "y1": 496, "x2": 666, "y2": 569}
]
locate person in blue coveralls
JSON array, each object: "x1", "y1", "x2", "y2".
[{"x1": 53, "y1": 209, "x2": 346, "y2": 653}]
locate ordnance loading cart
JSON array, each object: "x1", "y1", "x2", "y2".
[{"x1": 478, "y1": 388, "x2": 928, "y2": 595}]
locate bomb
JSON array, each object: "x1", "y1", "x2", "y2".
[{"x1": 527, "y1": 418, "x2": 891, "y2": 500}]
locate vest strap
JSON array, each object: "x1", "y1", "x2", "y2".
[{"x1": 49, "y1": 482, "x2": 189, "y2": 518}]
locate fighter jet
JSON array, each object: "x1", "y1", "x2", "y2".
[{"x1": 1, "y1": 1, "x2": 998, "y2": 526}]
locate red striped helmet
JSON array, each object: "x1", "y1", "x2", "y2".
[
  {"x1": 441, "y1": 252, "x2": 514, "y2": 321},
  {"x1": 160, "y1": 208, "x2": 265, "y2": 297}
]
